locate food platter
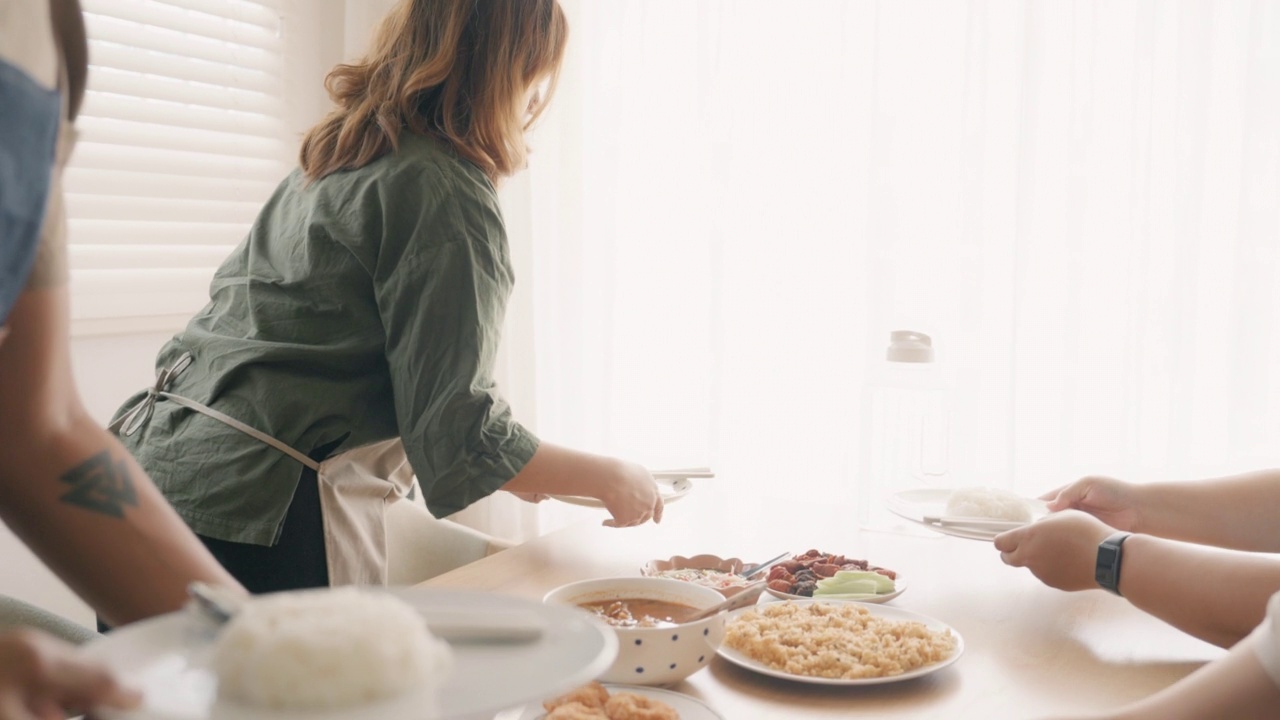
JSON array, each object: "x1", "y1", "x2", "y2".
[
  {"x1": 885, "y1": 488, "x2": 1049, "y2": 541},
  {"x1": 716, "y1": 600, "x2": 964, "y2": 686},
  {"x1": 513, "y1": 684, "x2": 725, "y2": 720},
  {"x1": 549, "y1": 476, "x2": 694, "y2": 508},
  {"x1": 760, "y1": 550, "x2": 904, "y2": 604},
  {"x1": 763, "y1": 575, "x2": 907, "y2": 604},
  {"x1": 640, "y1": 554, "x2": 757, "y2": 597},
  {"x1": 83, "y1": 588, "x2": 617, "y2": 720}
]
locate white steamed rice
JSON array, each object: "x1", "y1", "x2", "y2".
[
  {"x1": 211, "y1": 587, "x2": 451, "y2": 710},
  {"x1": 944, "y1": 486, "x2": 1033, "y2": 522}
]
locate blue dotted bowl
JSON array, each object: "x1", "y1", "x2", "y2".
[{"x1": 543, "y1": 577, "x2": 728, "y2": 686}]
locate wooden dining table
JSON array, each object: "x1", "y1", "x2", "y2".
[{"x1": 420, "y1": 495, "x2": 1224, "y2": 719}]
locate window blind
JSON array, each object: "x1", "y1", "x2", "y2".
[{"x1": 67, "y1": 0, "x2": 292, "y2": 331}]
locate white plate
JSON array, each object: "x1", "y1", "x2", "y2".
[
  {"x1": 514, "y1": 684, "x2": 725, "y2": 720},
  {"x1": 549, "y1": 477, "x2": 694, "y2": 508},
  {"x1": 716, "y1": 600, "x2": 964, "y2": 686},
  {"x1": 764, "y1": 575, "x2": 907, "y2": 604},
  {"x1": 82, "y1": 588, "x2": 617, "y2": 720},
  {"x1": 885, "y1": 488, "x2": 1048, "y2": 541}
]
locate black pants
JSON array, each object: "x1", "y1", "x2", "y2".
[
  {"x1": 97, "y1": 464, "x2": 329, "y2": 633},
  {"x1": 199, "y1": 463, "x2": 329, "y2": 594}
]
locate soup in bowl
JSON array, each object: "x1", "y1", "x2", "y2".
[{"x1": 544, "y1": 577, "x2": 728, "y2": 686}]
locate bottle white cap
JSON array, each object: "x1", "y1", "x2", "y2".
[{"x1": 886, "y1": 330, "x2": 934, "y2": 363}]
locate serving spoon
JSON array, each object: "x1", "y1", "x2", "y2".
[
  {"x1": 683, "y1": 579, "x2": 769, "y2": 623},
  {"x1": 739, "y1": 551, "x2": 791, "y2": 579}
]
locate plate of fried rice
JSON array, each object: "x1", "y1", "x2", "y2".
[{"x1": 717, "y1": 599, "x2": 963, "y2": 685}]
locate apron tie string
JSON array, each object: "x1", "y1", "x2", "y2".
[{"x1": 108, "y1": 352, "x2": 320, "y2": 471}]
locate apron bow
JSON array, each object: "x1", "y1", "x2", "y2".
[{"x1": 110, "y1": 353, "x2": 194, "y2": 436}]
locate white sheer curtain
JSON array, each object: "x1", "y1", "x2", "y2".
[{"x1": 512, "y1": 0, "x2": 1280, "y2": 534}]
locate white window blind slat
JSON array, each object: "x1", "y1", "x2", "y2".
[
  {"x1": 68, "y1": 220, "x2": 251, "y2": 247},
  {"x1": 70, "y1": 269, "x2": 220, "y2": 321},
  {"x1": 84, "y1": 15, "x2": 277, "y2": 73},
  {"x1": 151, "y1": 0, "x2": 282, "y2": 33},
  {"x1": 81, "y1": 91, "x2": 284, "y2": 138},
  {"x1": 64, "y1": 167, "x2": 278, "y2": 203},
  {"x1": 76, "y1": 116, "x2": 288, "y2": 160},
  {"x1": 87, "y1": 66, "x2": 282, "y2": 118},
  {"x1": 72, "y1": 143, "x2": 284, "y2": 184},
  {"x1": 67, "y1": 195, "x2": 262, "y2": 225},
  {"x1": 73, "y1": 268, "x2": 218, "y2": 295},
  {"x1": 71, "y1": 245, "x2": 236, "y2": 270},
  {"x1": 69, "y1": 1, "x2": 291, "y2": 325},
  {"x1": 82, "y1": 0, "x2": 281, "y2": 51},
  {"x1": 88, "y1": 41, "x2": 277, "y2": 95}
]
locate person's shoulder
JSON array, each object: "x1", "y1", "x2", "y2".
[
  {"x1": 305, "y1": 133, "x2": 493, "y2": 208},
  {"x1": 300, "y1": 134, "x2": 504, "y2": 269},
  {"x1": 379, "y1": 133, "x2": 497, "y2": 206}
]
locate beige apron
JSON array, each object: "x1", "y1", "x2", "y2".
[{"x1": 111, "y1": 353, "x2": 415, "y2": 586}]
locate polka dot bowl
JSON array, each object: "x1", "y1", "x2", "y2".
[{"x1": 543, "y1": 576, "x2": 728, "y2": 686}]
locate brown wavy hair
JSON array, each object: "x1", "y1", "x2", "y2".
[{"x1": 299, "y1": 0, "x2": 568, "y2": 184}]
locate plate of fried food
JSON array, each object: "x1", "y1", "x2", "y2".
[
  {"x1": 763, "y1": 549, "x2": 905, "y2": 603},
  {"x1": 517, "y1": 681, "x2": 724, "y2": 720},
  {"x1": 717, "y1": 600, "x2": 963, "y2": 685}
]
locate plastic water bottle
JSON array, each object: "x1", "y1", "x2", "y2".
[{"x1": 858, "y1": 330, "x2": 951, "y2": 530}]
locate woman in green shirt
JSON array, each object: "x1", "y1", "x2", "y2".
[{"x1": 111, "y1": 0, "x2": 663, "y2": 593}]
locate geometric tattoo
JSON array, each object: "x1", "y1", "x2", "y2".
[{"x1": 58, "y1": 450, "x2": 138, "y2": 519}]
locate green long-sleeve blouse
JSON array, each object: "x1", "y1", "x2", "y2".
[{"x1": 113, "y1": 133, "x2": 539, "y2": 546}]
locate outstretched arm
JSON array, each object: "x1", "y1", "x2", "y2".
[
  {"x1": 1131, "y1": 471, "x2": 1280, "y2": 551},
  {"x1": 0, "y1": 287, "x2": 242, "y2": 628},
  {"x1": 500, "y1": 442, "x2": 663, "y2": 528},
  {"x1": 1045, "y1": 473, "x2": 1280, "y2": 552},
  {"x1": 996, "y1": 511, "x2": 1280, "y2": 648}
]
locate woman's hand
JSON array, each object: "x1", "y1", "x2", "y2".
[
  {"x1": 599, "y1": 461, "x2": 664, "y2": 529},
  {"x1": 499, "y1": 443, "x2": 664, "y2": 528},
  {"x1": 993, "y1": 510, "x2": 1116, "y2": 592},
  {"x1": 1041, "y1": 475, "x2": 1145, "y2": 532},
  {"x1": 0, "y1": 629, "x2": 141, "y2": 720}
]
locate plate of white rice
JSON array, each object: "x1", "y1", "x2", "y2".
[
  {"x1": 886, "y1": 487, "x2": 1049, "y2": 541},
  {"x1": 83, "y1": 587, "x2": 617, "y2": 720}
]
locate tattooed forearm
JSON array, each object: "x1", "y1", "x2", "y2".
[{"x1": 58, "y1": 450, "x2": 138, "y2": 518}]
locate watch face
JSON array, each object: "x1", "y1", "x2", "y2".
[
  {"x1": 1095, "y1": 547, "x2": 1119, "y2": 587},
  {"x1": 1095, "y1": 534, "x2": 1129, "y2": 594}
]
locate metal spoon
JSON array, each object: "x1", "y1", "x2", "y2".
[
  {"x1": 683, "y1": 579, "x2": 769, "y2": 623},
  {"x1": 739, "y1": 551, "x2": 792, "y2": 579}
]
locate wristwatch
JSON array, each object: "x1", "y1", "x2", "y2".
[{"x1": 1095, "y1": 531, "x2": 1132, "y2": 595}]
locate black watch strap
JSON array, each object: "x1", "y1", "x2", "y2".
[{"x1": 1095, "y1": 531, "x2": 1132, "y2": 595}]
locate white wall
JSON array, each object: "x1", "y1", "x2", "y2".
[{"x1": 0, "y1": 331, "x2": 173, "y2": 628}]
